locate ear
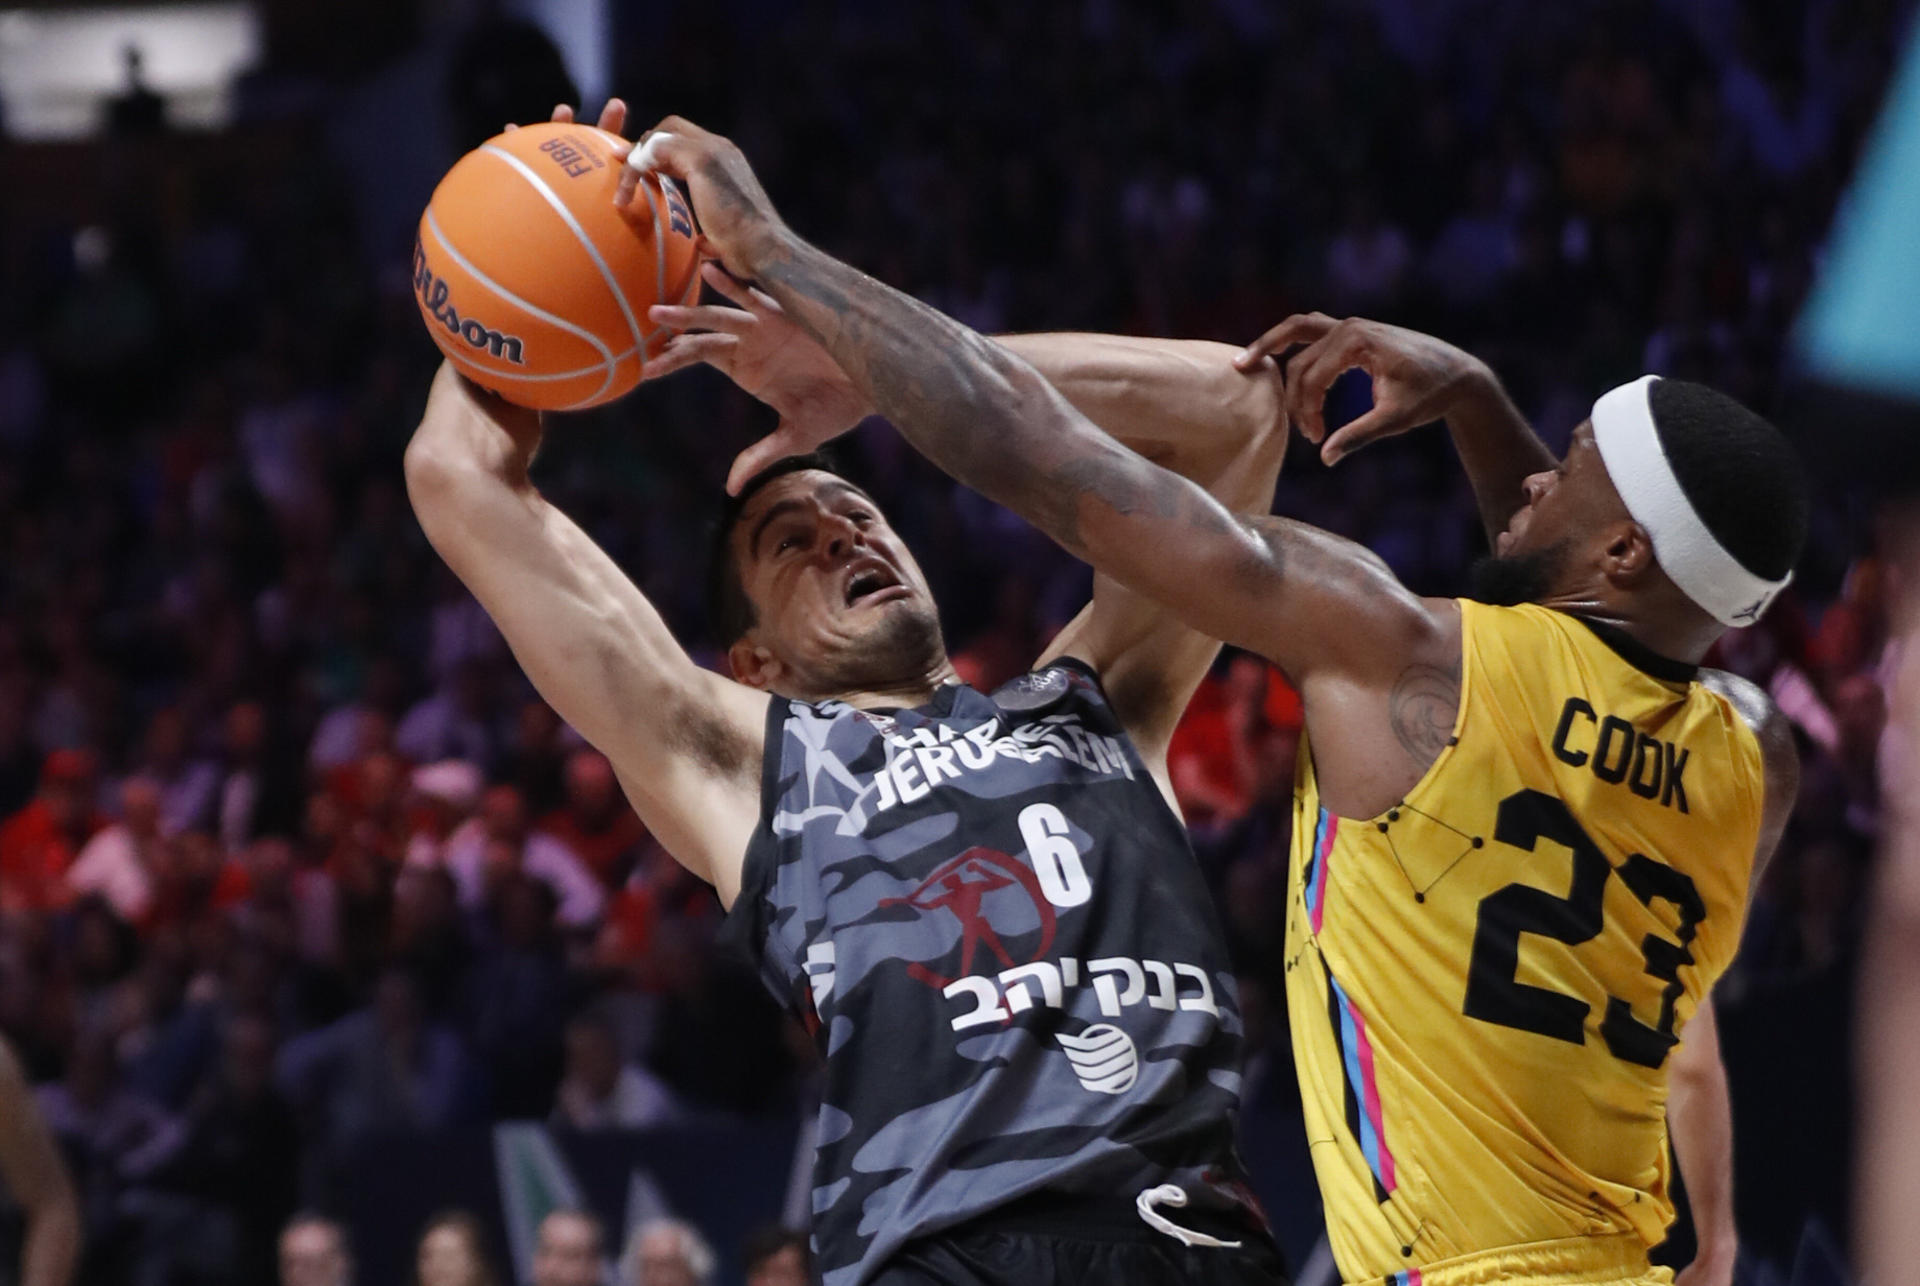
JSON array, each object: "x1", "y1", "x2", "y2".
[
  {"x1": 1600, "y1": 520, "x2": 1657, "y2": 586},
  {"x1": 727, "y1": 637, "x2": 781, "y2": 691}
]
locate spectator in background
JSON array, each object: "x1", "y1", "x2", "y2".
[
  {"x1": 499, "y1": 701, "x2": 571, "y2": 817},
  {"x1": 310, "y1": 657, "x2": 409, "y2": 775},
  {"x1": 146, "y1": 831, "x2": 250, "y2": 938},
  {"x1": 149, "y1": 1012, "x2": 299, "y2": 1284},
  {"x1": 397, "y1": 659, "x2": 500, "y2": 770},
  {"x1": 66, "y1": 778, "x2": 167, "y2": 926},
  {"x1": 279, "y1": 1214, "x2": 352, "y2": 1286},
  {"x1": 392, "y1": 864, "x2": 472, "y2": 1018},
  {"x1": 117, "y1": 937, "x2": 218, "y2": 1111},
  {"x1": 740, "y1": 1226, "x2": 809, "y2": 1286},
  {"x1": 1167, "y1": 654, "x2": 1301, "y2": 836},
  {"x1": 414, "y1": 1209, "x2": 500, "y2": 1286},
  {"x1": 211, "y1": 702, "x2": 298, "y2": 855},
  {"x1": 445, "y1": 786, "x2": 602, "y2": 930},
  {"x1": 550, "y1": 1012, "x2": 683, "y2": 1131},
  {"x1": 1325, "y1": 190, "x2": 1413, "y2": 311},
  {"x1": 276, "y1": 969, "x2": 475, "y2": 1164},
  {"x1": 128, "y1": 708, "x2": 219, "y2": 838},
  {"x1": 35, "y1": 1030, "x2": 184, "y2": 1262},
  {"x1": 539, "y1": 752, "x2": 646, "y2": 890},
  {"x1": 619, "y1": 1219, "x2": 713, "y2": 1286},
  {"x1": 532, "y1": 1209, "x2": 604, "y2": 1286},
  {"x1": 0, "y1": 751, "x2": 104, "y2": 914},
  {"x1": 405, "y1": 761, "x2": 483, "y2": 872},
  {"x1": 465, "y1": 874, "x2": 570, "y2": 1117}
]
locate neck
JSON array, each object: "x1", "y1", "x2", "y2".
[
  {"x1": 814, "y1": 656, "x2": 961, "y2": 711},
  {"x1": 845, "y1": 657, "x2": 963, "y2": 710},
  {"x1": 1536, "y1": 589, "x2": 1722, "y2": 666}
]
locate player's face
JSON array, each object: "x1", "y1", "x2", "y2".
[
  {"x1": 1474, "y1": 422, "x2": 1630, "y2": 605},
  {"x1": 730, "y1": 471, "x2": 946, "y2": 697}
]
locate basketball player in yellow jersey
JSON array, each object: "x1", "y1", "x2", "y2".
[{"x1": 630, "y1": 121, "x2": 1802, "y2": 1286}]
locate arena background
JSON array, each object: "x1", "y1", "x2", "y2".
[{"x1": 0, "y1": 0, "x2": 1905, "y2": 1283}]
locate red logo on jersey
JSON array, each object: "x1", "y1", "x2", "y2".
[{"x1": 881, "y1": 847, "x2": 1056, "y2": 990}]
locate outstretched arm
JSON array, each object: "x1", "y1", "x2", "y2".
[
  {"x1": 405, "y1": 364, "x2": 768, "y2": 903},
  {"x1": 646, "y1": 264, "x2": 1281, "y2": 497},
  {"x1": 1237, "y1": 313, "x2": 1553, "y2": 543},
  {"x1": 630, "y1": 121, "x2": 1450, "y2": 700}
]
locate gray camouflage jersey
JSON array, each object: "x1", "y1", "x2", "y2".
[{"x1": 720, "y1": 658, "x2": 1273, "y2": 1285}]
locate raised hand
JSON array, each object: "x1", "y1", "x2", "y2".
[
  {"x1": 620, "y1": 115, "x2": 790, "y2": 279},
  {"x1": 1234, "y1": 313, "x2": 1491, "y2": 465},
  {"x1": 506, "y1": 98, "x2": 631, "y2": 145},
  {"x1": 644, "y1": 263, "x2": 871, "y2": 493}
]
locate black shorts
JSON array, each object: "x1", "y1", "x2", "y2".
[{"x1": 870, "y1": 1192, "x2": 1290, "y2": 1286}]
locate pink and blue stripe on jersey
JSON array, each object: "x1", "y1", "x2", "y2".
[{"x1": 1304, "y1": 807, "x2": 1338, "y2": 934}]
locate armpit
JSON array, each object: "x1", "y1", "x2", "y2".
[{"x1": 663, "y1": 695, "x2": 758, "y2": 781}]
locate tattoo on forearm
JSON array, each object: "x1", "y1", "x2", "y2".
[
  {"x1": 752, "y1": 236, "x2": 1205, "y2": 561},
  {"x1": 1388, "y1": 660, "x2": 1461, "y2": 763}
]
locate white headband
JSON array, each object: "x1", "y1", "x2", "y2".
[{"x1": 1589, "y1": 375, "x2": 1791, "y2": 628}]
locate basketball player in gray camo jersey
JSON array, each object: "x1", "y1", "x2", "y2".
[{"x1": 409, "y1": 97, "x2": 1291, "y2": 1286}]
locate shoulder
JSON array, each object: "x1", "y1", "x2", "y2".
[
  {"x1": 1699, "y1": 667, "x2": 1799, "y2": 842},
  {"x1": 1698, "y1": 668, "x2": 1795, "y2": 766}
]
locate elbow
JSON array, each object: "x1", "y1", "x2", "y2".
[
  {"x1": 403, "y1": 426, "x2": 459, "y2": 497},
  {"x1": 403, "y1": 428, "x2": 494, "y2": 526}
]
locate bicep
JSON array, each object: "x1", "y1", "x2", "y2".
[{"x1": 1070, "y1": 464, "x2": 1450, "y2": 692}]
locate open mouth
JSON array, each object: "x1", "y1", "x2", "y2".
[{"x1": 844, "y1": 562, "x2": 906, "y2": 608}]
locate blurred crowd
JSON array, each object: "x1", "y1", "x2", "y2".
[
  {"x1": 0, "y1": 0, "x2": 1907, "y2": 1280},
  {"x1": 277, "y1": 1208, "x2": 809, "y2": 1286}
]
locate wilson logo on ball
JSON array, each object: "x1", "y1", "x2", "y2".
[{"x1": 413, "y1": 243, "x2": 526, "y2": 364}]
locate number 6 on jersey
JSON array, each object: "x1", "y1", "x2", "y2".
[{"x1": 1019, "y1": 803, "x2": 1092, "y2": 907}]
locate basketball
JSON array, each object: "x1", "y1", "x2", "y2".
[{"x1": 413, "y1": 121, "x2": 701, "y2": 411}]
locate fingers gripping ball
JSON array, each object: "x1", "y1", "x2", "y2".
[{"x1": 414, "y1": 122, "x2": 701, "y2": 410}]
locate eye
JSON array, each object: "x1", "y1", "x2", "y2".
[
  {"x1": 849, "y1": 510, "x2": 874, "y2": 527},
  {"x1": 776, "y1": 531, "x2": 805, "y2": 554}
]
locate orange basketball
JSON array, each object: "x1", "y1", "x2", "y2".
[{"x1": 413, "y1": 121, "x2": 701, "y2": 411}]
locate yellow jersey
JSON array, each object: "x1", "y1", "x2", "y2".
[{"x1": 1285, "y1": 602, "x2": 1765, "y2": 1286}]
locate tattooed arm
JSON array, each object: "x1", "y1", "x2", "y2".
[{"x1": 631, "y1": 120, "x2": 1458, "y2": 811}]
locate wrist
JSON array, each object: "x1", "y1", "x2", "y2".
[
  {"x1": 1452, "y1": 356, "x2": 1504, "y2": 414},
  {"x1": 1692, "y1": 1228, "x2": 1739, "y2": 1264},
  {"x1": 737, "y1": 220, "x2": 801, "y2": 280}
]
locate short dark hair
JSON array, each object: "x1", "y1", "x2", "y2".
[
  {"x1": 741, "y1": 1223, "x2": 811, "y2": 1275},
  {"x1": 1647, "y1": 378, "x2": 1809, "y2": 582},
  {"x1": 705, "y1": 452, "x2": 858, "y2": 647}
]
